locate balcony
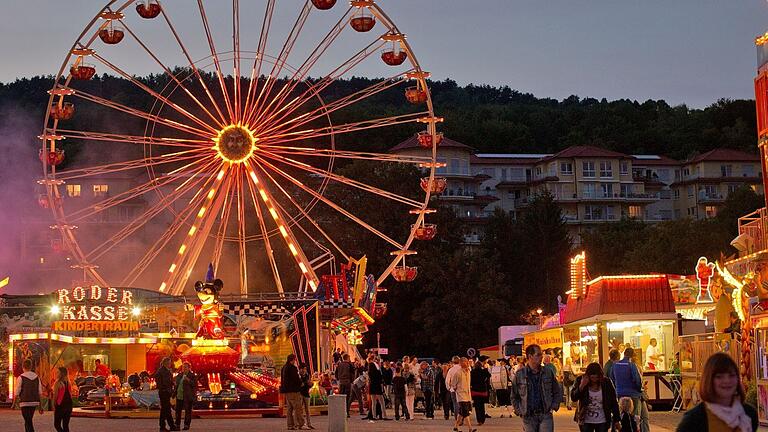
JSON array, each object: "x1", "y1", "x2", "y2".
[
  {"x1": 698, "y1": 193, "x2": 725, "y2": 203},
  {"x1": 737, "y1": 207, "x2": 768, "y2": 253}
]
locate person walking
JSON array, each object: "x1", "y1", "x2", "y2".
[
  {"x1": 676, "y1": 352, "x2": 757, "y2": 432},
  {"x1": 562, "y1": 357, "x2": 577, "y2": 410},
  {"x1": 154, "y1": 357, "x2": 177, "y2": 432},
  {"x1": 619, "y1": 397, "x2": 639, "y2": 432},
  {"x1": 470, "y1": 360, "x2": 490, "y2": 425},
  {"x1": 382, "y1": 360, "x2": 394, "y2": 409},
  {"x1": 403, "y1": 358, "x2": 417, "y2": 418},
  {"x1": 174, "y1": 362, "x2": 196, "y2": 431},
  {"x1": 280, "y1": 354, "x2": 305, "y2": 430},
  {"x1": 610, "y1": 348, "x2": 648, "y2": 432},
  {"x1": 570, "y1": 362, "x2": 620, "y2": 432},
  {"x1": 15, "y1": 359, "x2": 44, "y2": 432},
  {"x1": 334, "y1": 353, "x2": 355, "y2": 417},
  {"x1": 434, "y1": 361, "x2": 450, "y2": 419},
  {"x1": 445, "y1": 356, "x2": 462, "y2": 419},
  {"x1": 511, "y1": 344, "x2": 563, "y2": 432},
  {"x1": 299, "y1": 363, "x2": 315, "y2": 430},
  {"x1": 392, "y1": 367, "x2": 410, "y2": 420},
  {"x1": 493, "y1": 358, "x2": 514, "y2": 418},
  {"x1": 603, "y1": 349, "x2": 620, "y2": 386},
  {"x1": 420, "y1": 361, "x2": 436, "y2": 419},
  {"x1": 367, "y1": 356, "x2": 387, "y2": 420},
  {"x1": 52, "y1": 366, "x2": 72, "y2": 432},
  {"x1": 453, "y1": 357, "x2": 475, "y2": 432}
]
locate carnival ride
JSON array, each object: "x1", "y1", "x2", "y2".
[{"x1": 33, "y1": 0, "x2": 442, "y2": 414}]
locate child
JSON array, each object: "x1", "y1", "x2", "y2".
[
  {"x1": 391, "y1": 367, "x2": 409, "y2": 420},
  {"x1": 619, "y1": 397, "x2": 639, "y2": 432}
]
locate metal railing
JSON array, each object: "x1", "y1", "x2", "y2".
[{"x1": 738, "y1": 207, "x2": 768, "y2": 252}]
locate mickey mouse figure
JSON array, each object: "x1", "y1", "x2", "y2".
[{"x1": 186, "y1": 264, "x2": 225, "y2": 339}]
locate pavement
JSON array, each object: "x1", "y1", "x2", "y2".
[{"x1": 0, "y1": 405, "x2": 686, "y2": 431}]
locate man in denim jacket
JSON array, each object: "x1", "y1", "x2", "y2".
[{"x1": 511, "y1": 344, "x2": 562, "y2": 432}]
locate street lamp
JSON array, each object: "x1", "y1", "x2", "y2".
[{"x1": 536, "y1": 308, "x2": 543, "y2": 327}]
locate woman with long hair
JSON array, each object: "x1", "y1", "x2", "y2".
[
  {"x1": 571, "y1": 362, "x2": 620, "y2": 432},
  {"x1": 52, "y1": 366, "x2": 73, "y2": 432},
  {"x1": 470, "y1": 360, "x2": 490, "y2": 426},
  {"x1": 677, "y1": 352, "x2": 757, "y2": 432}
]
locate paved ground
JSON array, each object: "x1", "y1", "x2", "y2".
[{"x1": 0, "y1": 405, "x2": 686, "y2": 431}]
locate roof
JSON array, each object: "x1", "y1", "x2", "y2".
[
  {"x1": 563, "y1": 275, "x2": 675, "y2": 324},
  {"x1": 631, "y1": 155, "x2": 679, "y2": 166},
  {"x1": 389, "y1": 134, "x2": 475, "y2": 153},
  {"x1": 685, "y1": 148, "x2": 760, "y2": 164},
  {"x1": 542, "y1": 145, "x2": 630, "y2": 161}
]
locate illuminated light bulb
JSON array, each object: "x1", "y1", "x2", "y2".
[
  {"x1": 198, "y1": 207, "x2": 206, "y2": 217},
  {"x1": 207, "y1": 189, "x2": 215, "y2": 199},
  {"x1": 279, "y1": 226, "x2": 288, "y2": 237},
  {"x1": 309, "y1": 280, "x2": 317, "y2": 290},
  {"x1": 131, "y1": 306, "x2": 141, "y2": 316},
  {"x1": 188, "y1": 226, "x2": 196, "y2": 236},
  {"x1": 269, "y1": 208, "x2": 278, "y2": 219},
  {"x1": 299, "y1": 262, "x2": 308, "y2": 273},
  {"x1": 50, "y1": 305, "x2": 61, "y2": 314},
  {"x1": 216, "y1": 170, "x2": 225, "y2": 180},
  {"x1": 159, "y1": 282, "x2": 167, "y2": 292},
  {"x1": 178, "y1": 245, "x2": 186, "y2": 254},
  {"x1": 169, "y1": 264, "x2": 176, "y2": 273},
  {"x1": 259, "y1": 190, "x2": 268, "y2": 201},
  {"x1": 249, "y1": 171, "x2": 258, "y2": 182},
  {"x1": 288, "y1": 244, "x2": 298, "y2": 256}
]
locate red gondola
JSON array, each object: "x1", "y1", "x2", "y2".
[
  {"x1": 420, "y1": 177, "x2": 447, "y2": 194},
  {"x1": 70, "y1": 65, "x2": 96, "y2": 80},
  {"x1": 311, "y1": 0, "x2": 337, "y2": 10},
  {"x1": 417, "y1": 131, "x2": 443, "y2": 148},
  {"x1": 350, "y1": 16, "x2": 375, "y2": 32},
  {"x1": 39, "y1": 149, "x2": 65, "y2": 166},
  {"x1": 391, "y1": 266, "x2": 417, "y2": 282},
  {"x1": 99, "y1": 27, "x2": 125, "y2": 44},
  {"x1": 38, "y1": 194, "x2": 49, "y2": 209},
  {"x1": 50, "y1": 102, "x2": 75, "y2": 121},
  {"x1": 413, "y1": 224, "x2": 437, "y2": 241},
  {"x1": 381, "y1": 50, "x2": 407, "y2": 66},
  {"x1": 136, "y1": 1, "x2": 161, "y2": 19},
  {"x1": 405, "y1": 86, "x2": 428, "y2": 104}
]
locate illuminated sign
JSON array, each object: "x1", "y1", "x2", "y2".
[
  {"x1": 695, "y1": 257, "x2": 715, "y2": 303},
  {"x1": 570, "y1": 251, "x2": 587, "y2": 299},
  {"x1": 523, "y1": 328, "x2": 563, "y2": 350},
  {"x1": 55, "y1": 286, "x2": 134, "y2": 321},
  {"x1": 52, "y1": 321, "x2": 139, "y2": 332}
]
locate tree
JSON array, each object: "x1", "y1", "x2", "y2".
[{"x1": 716, "y1": 186, "x2": 764, "y2": 236}]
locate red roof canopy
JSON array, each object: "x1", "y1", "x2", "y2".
[{"x1": 564, "y1": 275, "x2": 675, "y2": 324}]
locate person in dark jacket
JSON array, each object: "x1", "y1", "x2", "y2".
[
  {"x1": 280, "y1": 354, "x2": 305, "y2": 430},
  {"x1": 174, "y1": 362, "x2": 197, "y2": 430},
  {"x1": 366, "y1": 356, "x2": 387, "y2": 420},
  {"x1": 154, "y1": 357, "x2": 177, "y2": 431},
  {"x1": 570, "y1": 362, "x2": 620, "y2": 432},
  {"x1": 299, "y1": 363, "x2": 315, "y2": 430},
  {"x1": 382, "y1": 361, "x2": 394, "y2": 408},
  {"x1": 52, "y1": 366, "x2": 72, "y2": 432},
  {"x1": 677, "y1": 353, "x2": 757, "y2": 432},
  {"x1": 470, "y1": 360, "x2": 491, "y2": 425},
  {"x1": 334, "y1": 354, "x2": 356, "y2": 417}
]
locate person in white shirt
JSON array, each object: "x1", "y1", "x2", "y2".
[
  {"x1": 645, "y1": 339, "x2": 662, "y2": 370},
  {"x1": 15, "y1": 359, "x2": 45, "y2": 432},
  {"x1": 453, "y1": 358, "x2": 475, "y2": 432},
  {"x1": 444, "y1": 356, "x2": 462, "y2": 419}
]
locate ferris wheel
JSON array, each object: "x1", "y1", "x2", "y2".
[{"x1": 40, "y1": 0, "x2": 443, "y2": 296}]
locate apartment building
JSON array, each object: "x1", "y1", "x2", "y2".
[
  {"x1": 390, "y1": 135, "x2": 763, "y2": 241},
  {"x1": 671, "y1": 148, "x2": 762, "y2": 219}
]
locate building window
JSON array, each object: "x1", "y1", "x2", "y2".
[
  {"x1": 436, "y1": 158, "x2": 446, "y2": 174},
  {"x1": 702, "y1": 185, "x2": 718, "y2": 198},
  {"x1": 629, "y1": 206, "x2": 642, "y2": 218},
  {"x1": 674, "y1": 188, "x2": 680, "y2": 199},
  {"x1": 66, "y1": 184, "x2": 81, "y2": 197},
  {"x1": 705, "y1": 206, "x2": 717, "y2": 218},
  {"x1": 582, "y1": 183, "x2": 596, "y2": 198},
  {"x1": 687, "y1": 186, "x2": 694, "y2": 197},
  {"x1": 583, "y1": 161, "x2": 595, "y2": 178},
  {"x1": 674, "y1": 209, "x2": 681, "y2": 219},
  {"x1": 599, "y1": 161, "x2": 613, "y2": 177},
  {"x1": 500, "y1": 168, "x2": 508, "y2": 181},
  {"x1": 450, "y1": 159, "x2": 460, "y2": 174},
  {"x1": 606, "y1": 206, "x2": 615, "y2": 220},
  {"x1": 620, "y1": 184, "x2": 632, "y2": 197},
  {"x1": 548, "y1": 163, "x2": 556, "y2": 177},
  {"x1": 620, "y1": 161, "x2": 629, "y2": 175},
  {"x1": 600, "y1": 183, "x2": 613, "y2": 198},
  {"x1": 683, "y1": 168, "x2": 690, "y2": 177},
  {"x1": 727, "y1": 184, "x2": 740, "y2": 194},
  {"x1": 720, "y1": 164, "x2": 732, "y2": 177},
  {"x1": 743, "y1": 164, "x2": 755, "y2": 177},
  {"x1": 560, "y1": 162, "x2": 573, "y2": 175},
  {"x1": 535, "y1": 166, "x2": 542, "y2": 177},
  {"x1": 93, "y1": 184, "x2": 109, "y2": 197}
]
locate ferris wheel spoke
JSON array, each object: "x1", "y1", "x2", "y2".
[
  {"x1": 255, "y1": 161, "x2": 350, "y2": 263},
  {"x1": 197, "y1": 0, "x2": 235, "y2": 123},
  {"x1": 244, "y1": 159, "x2": 320, "y2": 291},
  {"x1": 260, "y1": 111, "x2": 429, "y2": 145},
  {"x1": 246, "y1": 6, "x2": 355, "y2": 129},
  {"x1": 211, "y1": 169, "x2": 236, "y2": 272},
  {"x1": 90, "y1": 52, "x2": 219, "y2": 135},
  {"x1": 121, "y1": 162, "x2": 221, "y2": 286},
  {"x1": 159, "y1": 5, "x2": 229, "y2": 126},
  {"x1": 246, "y1": 1, "x2": 313, "y2": 126},
  {"x1": 235, "y1": 168, "x2": 248, "y2": 294},
  {"x1": 243, "y1": 168, "x2": 285, "y2": 293},
  {"x1": 66, "y1": 157, "x2": 217, "y2": 223},
  {"x1": 260, "y1": 146, "x2": 431, "y2": 165},
  {"x1": 118, "y1": 19, "x2": 226, "y2": 129},
  {"x1": 256, "y1": 72, "x2": 412, "y2": 137},
  {"x1": 54, "y1": 148, "x2": 208, "y2": 182},
  {"x1": 242, "y1": 0, "x2": 275, "y2": 126},
  {"x1": 85, "y1": 159, "x2": 219, "y2": 262},
  {"x1": 232, "y1": 0, "x2": 242, "y2": 125},
  {"x1": 251, "y1": 33, "x2": 387, "y2": 133},
  {"x1": 64, "y1": 86, "x2": 214, "y2": 139},
  {"x1": 253, "y1": 154, "x2": 404, "y2": 250},
  {"x1": 162, "y1": 164, "x2": 232, "y2": 295},
  {"x1": 260, "y1": 150, "x2": 423, "y2": 208},
  {"x1": 55, "y1": 129, "x2": 210, "y2": 149}
]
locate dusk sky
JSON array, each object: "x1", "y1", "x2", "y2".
[{"x1": 2, "y1": 1, "x2": 768, "y2": 108}]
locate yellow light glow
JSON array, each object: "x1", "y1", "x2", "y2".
[
  {"x1": 299, "y1": 262, "x2": 308, "y2": 273},
  {"x1": 169, "y1": 264, "x2": 176, "y2": 273},
  {"x1": 131, "y1": 306, "x2": 142, "y2": 316},
  {"x1": 188, "y1": 227, "x2": 196, "y2": 236},
  {"x1": 207, "y1": 189, "x2": 216, "y2": 199},
  {"x1": 0, "y1": 276, "x2": 8, "y2": 289},
  {"x1": 159, "y1": 282, "x2": 167, "y2": 292},
  {"x1": 288, "y1": 243, "x2": 298, "y2": 255},
  {"x1": 757, "y1": 31, "x2": 768, "y2": 46},
  {"x1": 259, "y1": 190, "x2": 269, "y2": 201},
  {"x1": 198, "y1": 207, "x2": 206, "y2": 217},
  {"x1": 178, "y1": 245, "x2": 186, "y2": 254},
  {"x1": 279, "y1": 225, "x2": 288, "y2": 237},
  {"x1": 269, "y1": 208, "x2": 278, "y2": 219},
  {"x1": 50, "y1": 305, "x2": 61, "y2": 315},
  {"x1": 213, "y1": 125, "x2": 256, "y2": 164}
]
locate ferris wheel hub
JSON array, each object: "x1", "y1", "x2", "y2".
[{"x1": 213, "y1": 124, "x2": 257, "y2": 164}]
